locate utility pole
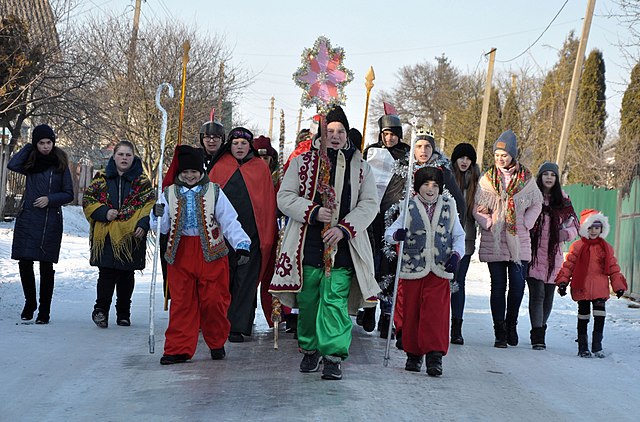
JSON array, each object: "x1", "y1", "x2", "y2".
[
  {"x1": 296, "y1": 108, "x2": 302, "y2": 135},
  {"x1": 476, "y1": 48, "x2": 497, "y2": 170},
  {"x1": 217, "y1": 62, "x2": 225, "y2": 118},
  {"x1": 440, "y1": 111, "x2": 447, "y2": 152},
  {"x1": 122, "y1": 0, "x2": 142, "y2": 138},
  {"x1": 556, "y1": 0, "x2": 596, "y2": 173},
  {"x1": 268, "y1": 97, "x2": 275, "y2": 139}
]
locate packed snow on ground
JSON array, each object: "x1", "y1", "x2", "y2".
[{"x1": 1, "y1": 206, "x2": 639, "y2": 421}]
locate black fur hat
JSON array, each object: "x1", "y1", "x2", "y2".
[
  {"x1": 414, "y1": 166, "x2": 444, "y2": 194},
  {"x1": 177, "y1": 145, "x2": 204, "y2": 174}
]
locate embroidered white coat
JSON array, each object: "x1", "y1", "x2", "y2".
[{"x1": 269, "y1": 148, "x2": 381, "y2": 314}]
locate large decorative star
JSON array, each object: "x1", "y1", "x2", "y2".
[{"x1": 293, "y1": 36, "x2": 353, "y2": 114}]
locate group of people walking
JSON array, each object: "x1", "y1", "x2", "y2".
[{"x1": 8, "y1": 109, "x2": 627, "y2": 380}]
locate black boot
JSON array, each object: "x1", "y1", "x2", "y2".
[
  {"x1": 36, "y1": 265, "x2": 54, "y2": 324},
  {"x1": 395, "y1": 330, "x2": 403, "y2": 350},
  {"x1": 285, "y1": 313, "x2": 298, "y2": 334},
  {"x1": 404, "y1": 353, "x2": 423, "y2": 372},
  {"x1": 425, "y1": 352, "x2": 443, "y2": 377},
  {"x1": 378, "y1": 313, "x2": 391, "y2": 338},
  {"x1": 506, "y1": 319, "x2": 518, "y2": 346},
  {"x1": 19, "y1": 261, "x2": 37, "y2": 321},
  {"x1": 592, "y1": 332, "x2": 604, "y2": 358},
  {"x1": 450, "y1": 318, "x2": 464, "y2": 345},
  {"x1": 362, "y1": 307, "x2": 376, "y2": 332},
  {"x1": 493, "y1": 321, "x2": 507, "y2": 348},
  {"x1": 577, "y1": 334, "x2": 591, "y2": 357},
  {"x1": 530, "y1": 327, "x2": 546, "y2": 350}
]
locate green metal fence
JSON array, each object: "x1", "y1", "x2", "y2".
[{"x1": 564, "y1": 180, "x2": 639, "y2": 297}]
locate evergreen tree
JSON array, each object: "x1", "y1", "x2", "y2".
[
  {"x1": 531, "y1": 32, "x2": 579, "y2": 169},
  {"x1": 616, "y1": 62, "x2": 640, "y2": 194},
  {"x1": 566, "y1": 49, "x2": 607, "y2": 185}
]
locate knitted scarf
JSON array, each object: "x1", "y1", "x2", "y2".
[
  {"x1": 572, "y1": 237, "x2": 614, "y2": 292},
  {"x1": 83, "y1": 172, "x2": 155, "y2": 264},
  {"x1": 486, "y1": 163, "x2": 532, "y2": 236},
  {"x1": 530, "y1": 196, "x2": 579, "y2": 280}
]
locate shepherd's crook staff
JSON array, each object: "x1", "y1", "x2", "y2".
[
  {"x1": 149, "y1": 82, "x2": 174, "y2": 354},
  {"x1": 361, "y1": 66, "x2": 375, "y2": 151},
  {"x1": 383, "y1": 118, "x2": 419, "y2": 366},
  {"x1": 272, "y1": 109, "x2": 286, "y2": 350}
]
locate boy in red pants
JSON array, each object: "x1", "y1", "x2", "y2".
[
  {"x1": 152, "y1": 145, "x2": 250, "y2": 364},
  {"x1": 385, "y1": 167, "x2": 464, "y2": 376}
]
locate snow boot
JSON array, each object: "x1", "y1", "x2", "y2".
[
  {"x1": 425, "y1": 352, "x2": 443, "y2": 377},
  {"x1": 450, "y1": 318, "x2": 464, "y2": 345},
  {"x1": 228, "y1": 332, "x2": 244, "y2": 343},
  {"x1": 299, "y1": 350, "x2": 321, "y2": 373},
  {"x1": 404, "y1": 353, "x2": 423, "y2": 372},
  {"x1": 92, "y1": 308, "x2": 108, "y2": 328},
  {"x1": 362, "y1": 307, "x2": 376, "y2": 333},
  {"x1": 506, "y1": 319, "x2": 518, "y2": 346},
  {"x1": 592, "y1": 332, "x2": 604, "y2": 358},
  {"x1": 530, "y1": 326, "x2": 546, "y2": 350},
  {"x1": 356, "y1": 309, "x2": 364, "y2": 326},
  {"x1": 577, "y1": 334, "x2": 591, "y2": 357},
  {"x1": 493, "y1": 321, "x2": 507, "y2": 348},
  {"x1": 395, "y1": 330, "x2": 404, "y2": 350},
  {"x1": 321, "y1": 356, "x2": 342, "y2": 380},
  {"x1": 116, "y1": 318, "x2": 131, "y2": 326},
  {"x1": 378, "y1": 313, "x2": 391, "y2": 338}
]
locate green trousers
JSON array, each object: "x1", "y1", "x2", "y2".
[{"x1": 297, "y1": 266, "x2": 353, "y2": 359}]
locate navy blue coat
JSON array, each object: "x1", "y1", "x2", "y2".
[
  {"x1": 87, "y1": 156, "x2": 151, "y2": 271},
  {"x1": 8, "y1": 144, "x2": 74, "y2": 263}
]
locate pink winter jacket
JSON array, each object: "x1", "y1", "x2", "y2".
[
  {"x1": 555, "y1": 239, "x2": 627, "y2": 301},
  {"x1": 473, "y1": 171, "x2": 543, "y2": 263},
  {"x1": 528, "y1": 193, "x2": 578, "y2": 284}
]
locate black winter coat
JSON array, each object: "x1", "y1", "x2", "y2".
[
  {"x1": 8, "y1": 144, "x2": 74, "y2": 263},
  {"x1": 88, "y1": 157, "x2": 151, "y2": 271}
]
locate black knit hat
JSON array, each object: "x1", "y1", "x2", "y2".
[
  {"x1": 414, "y1": 166, "x2": 443, "y2": 194},
  {"x1": 31, "y1": 124, "x2": 56, "y2": 146},
  {"x1": 537, "y1": 161, "x2": 560, "y2": 178},
  {"x1": 177, "y1": 145, "x2": 204, "y2": 174},
  {"x1": 325, "y1": 105, "x2": 349, "y2": 132},
  {"x1": 451, "y1": 142, "x2": 477, "y2": 165}
]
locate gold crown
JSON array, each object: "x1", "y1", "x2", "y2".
[{"x1": 415, "y1": 125, "x2": 434, "y2": 139}]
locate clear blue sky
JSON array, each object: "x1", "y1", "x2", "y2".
[{"x1": 78, "y1": 0, "x2": 632, "y2": 146}]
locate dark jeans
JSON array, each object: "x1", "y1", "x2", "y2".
[
  {"x1": 526, "y1": 277, "x2": 556, "y2": 328},
  {"x1": 95, "y1": 267, "x2": 135, "y2": 318},
  {"x1": 451, "y1": 254, "x2": 471, "y2": 320},
  {"x1": 487, "y1": 261, "x2": 528, "y2": 323}
]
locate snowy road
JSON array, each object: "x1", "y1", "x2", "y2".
[{"x1": 1, "y1": 207, "x2": 639, "y2": 421}]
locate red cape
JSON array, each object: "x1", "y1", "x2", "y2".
[{"x1": 209, "y1": 153, "x2": 277, "y2": 326}]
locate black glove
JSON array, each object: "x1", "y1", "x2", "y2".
[
  {"x1": 557, "y1": 283, "x2": 568, "y2": 297},
  {"x1": 393, "y1": 228, "x2": 408, "y2": 241},
  {"x1": 153, "y1": 203, "x2": 165, "y2": 217},
  {"x1": 237, "y1": 249, "x2": 250, "y2": 266},
  {"x1": 444, "y1": 252, "x2": 460, "y2": 273},
  {"x1": 616, "y1": 289, "x2": 624, "y2": 299}
]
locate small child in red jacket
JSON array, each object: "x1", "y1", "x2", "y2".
[{"x1": 555, "y1": 209, "x2": 627, "y2": 358}]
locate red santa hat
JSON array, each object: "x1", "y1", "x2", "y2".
[{"x1": 578, "y1": 208, "x2": 609, "y2": 239}]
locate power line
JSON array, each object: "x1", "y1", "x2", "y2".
[{"x1": 497, "y1": 0, "x2": 570, "y2": 63}]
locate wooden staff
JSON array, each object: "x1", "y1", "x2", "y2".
[
  {"x1": 361, "y1": 66, "x2": 375, "y2": 151},
  {"x1": 272, "y1": 109, "x2": 286, "y2": 350},
  {"x1": 176, "y1": 40, "x2": 190, "y2": 146}
]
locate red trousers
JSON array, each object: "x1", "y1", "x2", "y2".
[
  {"x1": 401, "y1": 272, "x2": 450, "y2": 356},
  {"x1": 164, "y1": 236, "x2": 231, "y2": 357}
]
